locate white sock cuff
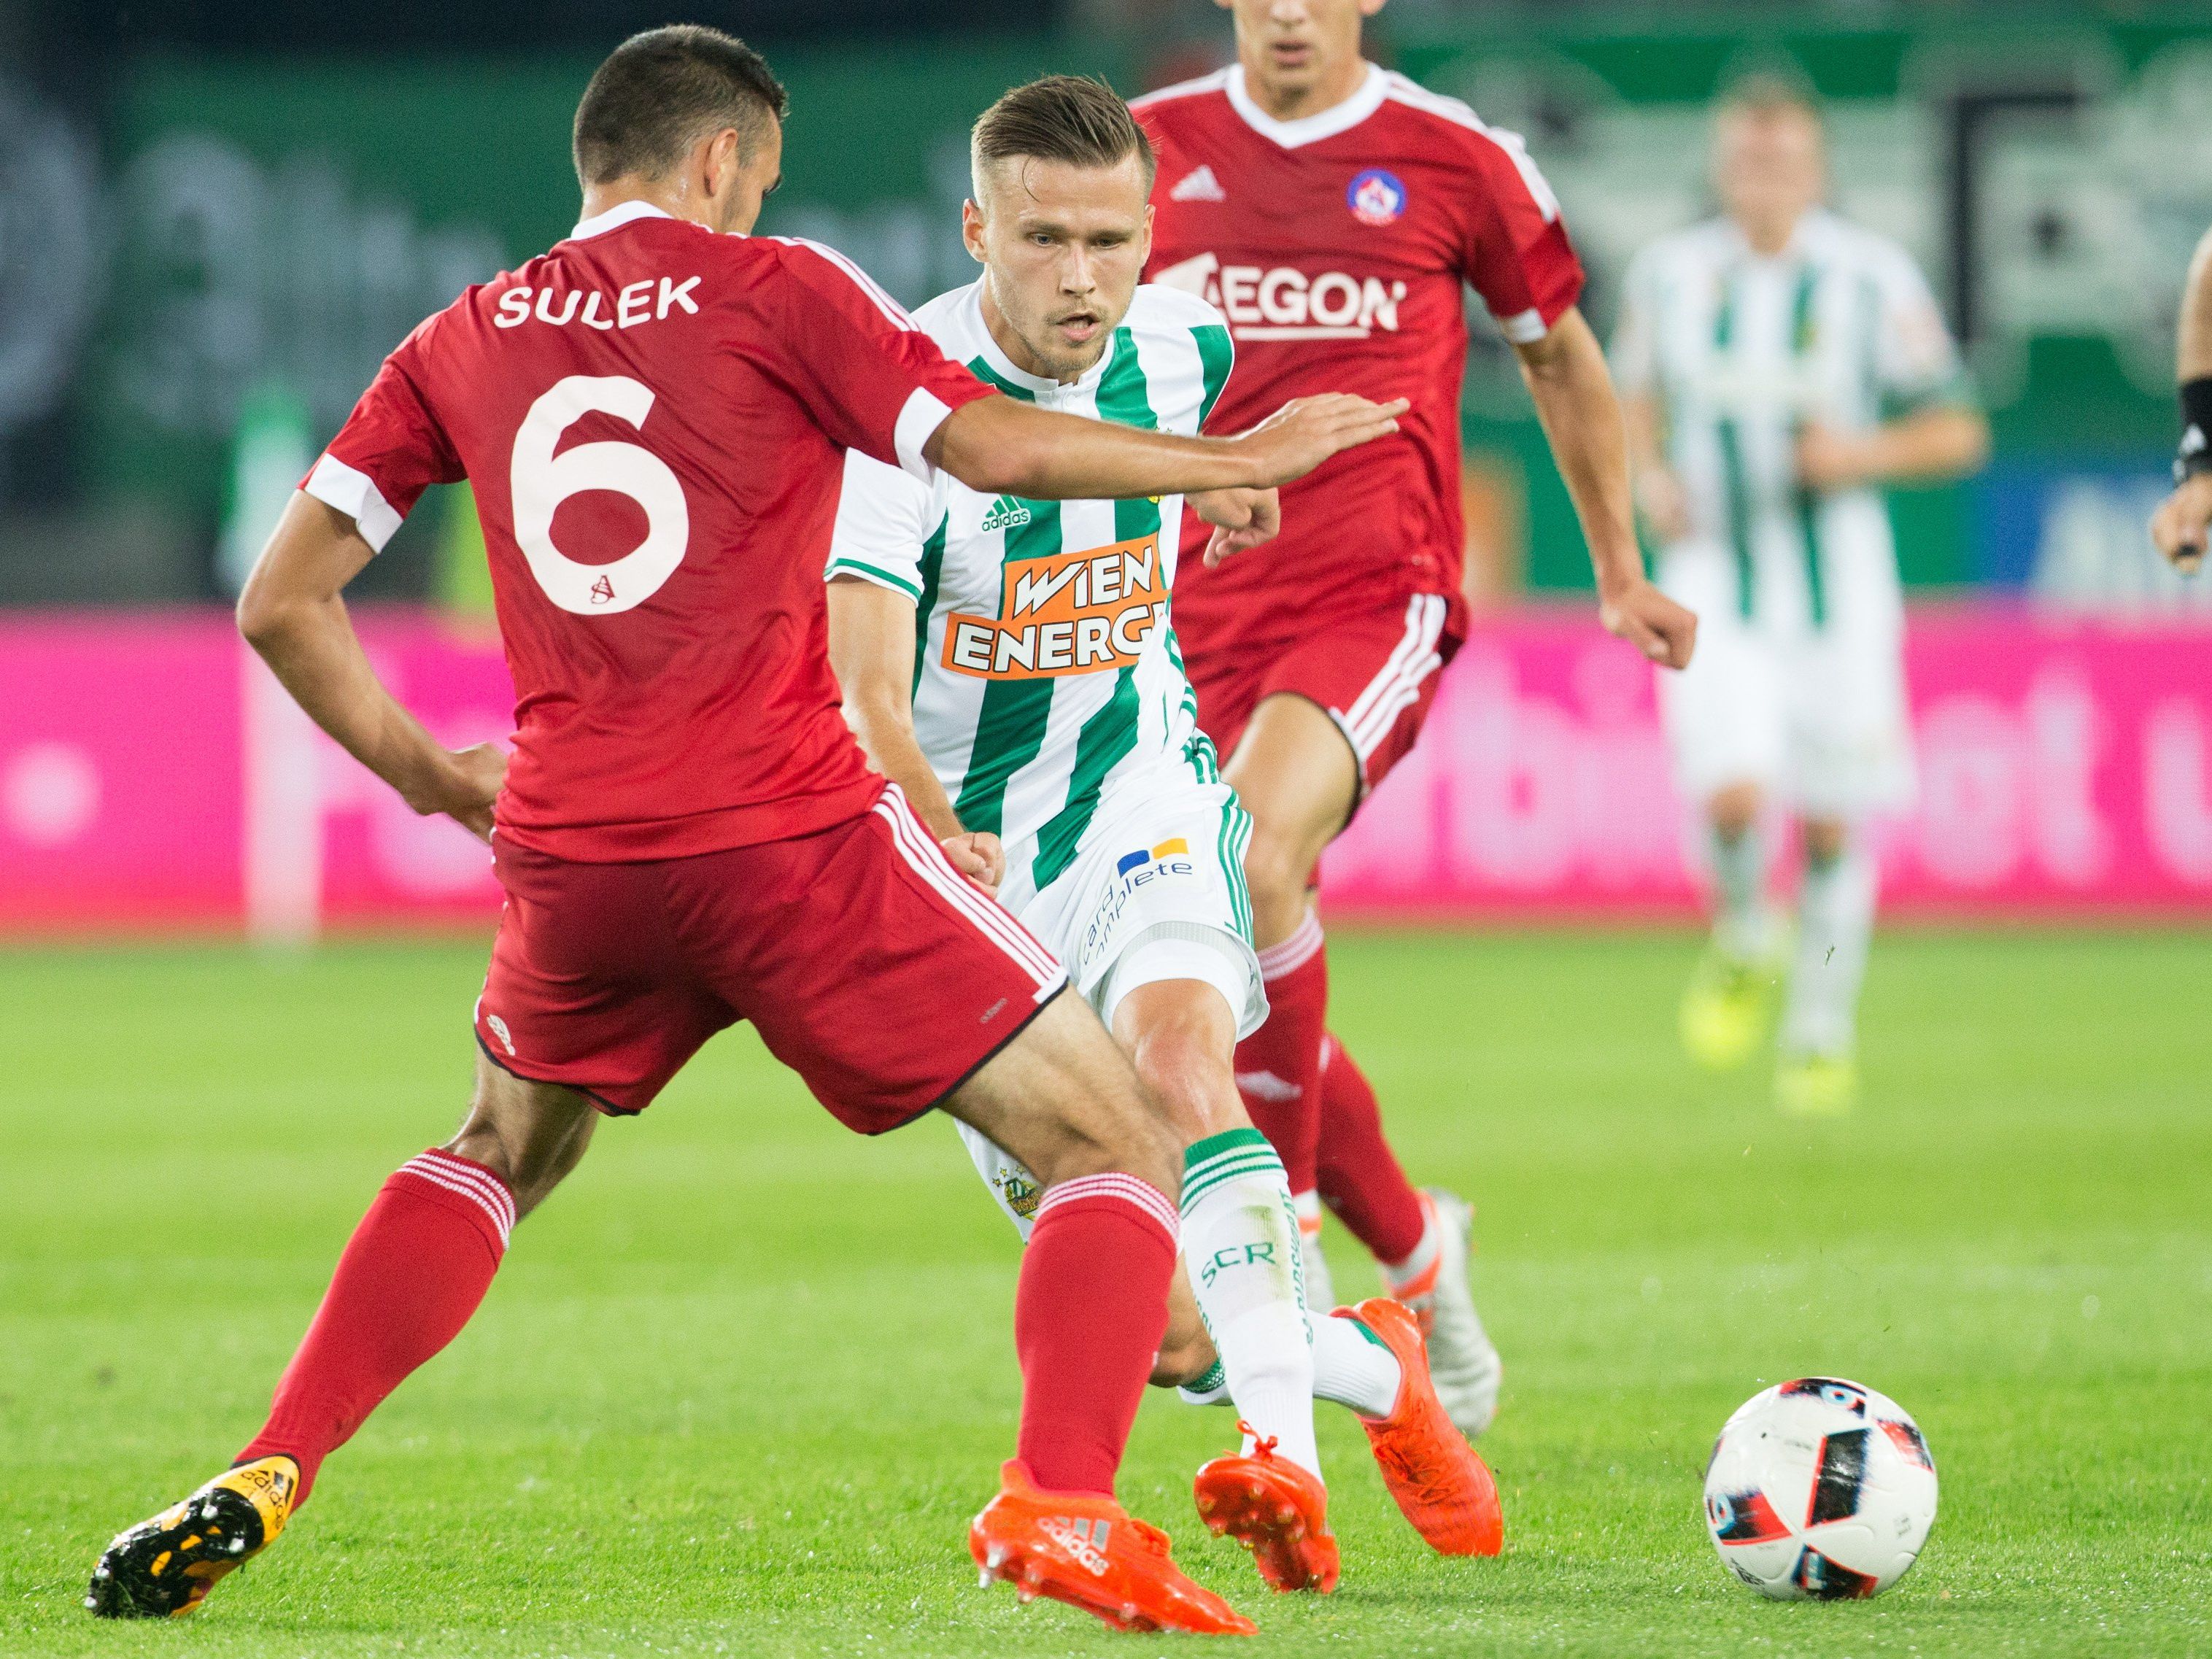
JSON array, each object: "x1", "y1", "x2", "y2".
[
  {"x1": 1037, "y1": 1172, "x2": 1180, "y2": 1249},
  {"x1": 1257, "y1": 911, "x2": 1323, "y2": 980},
  {"x1": 395, "y1": 1148, "x2": 515, "y2": 1247}
]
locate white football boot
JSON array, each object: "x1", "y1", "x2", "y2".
[{"x1": 1391, "y1": 1190, "x2": 1501, "y2": 1437}]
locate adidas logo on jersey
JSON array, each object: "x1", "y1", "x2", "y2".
[
  {"x1": 1169, "y1": 164, "x2": 1225, "y2": 202},
  {"x1": 980, "y1": 495, "x2": 1032, "y2": 531}
]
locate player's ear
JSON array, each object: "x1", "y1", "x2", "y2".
[
  {"x1": 696, "y1": 127, "x2": 739, "y2": 204},
  {"x1": 961, "y1": 198, "x2": 988, "y2": 266},
  {"x1": 1139, "y1": 201, "x2": 1154, "y2": 268}
]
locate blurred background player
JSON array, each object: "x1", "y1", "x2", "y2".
[
  {"x1": 1610, "y1": 78, "x2": 1987, "y2": 1117},
  {"x1": 827, "y1": 74, "x2": 1504, "y2": 1592},
  {"x1": 2149, "y1": 222, "x2": 2212, "y2": 577},
  {"x1": 83, "y1": 26, "x2": 1410, "y2": 1637},
  {"x1": 1132, "y1": 0, "x2": 1695, "y2": 1434}
]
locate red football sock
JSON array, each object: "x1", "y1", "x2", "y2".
[
  {"x1": 1233, "y1": 910, "x2": 1327, "y2": 1194},
  {"x1": 238, "y1": 1148, "x2": 514, "y2": 1508},
  {"x1": 1315, "y1": 1031, "x2": 1428, "y2": 1266},
  {"x1": 1013, "y1": 1173, "x2": 1178, "y2": 1498}
]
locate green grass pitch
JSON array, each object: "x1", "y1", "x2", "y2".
[{"x1": 2, "y1": 928, "x2": 2207, "y2": 1658}]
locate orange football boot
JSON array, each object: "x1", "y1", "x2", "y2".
[
  {"x1": 1192, "y1": 1426, "x2": 1339, "y2": 1593},
  {"x1": 1342, "y1": 1299, "x2": 1504, "y2": 1556},
  {"x1": 970, "y1": 1459, "x2": 1256, "y2": 1635}
]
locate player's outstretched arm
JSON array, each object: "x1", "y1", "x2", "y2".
[
  {"x1": 2151, "y1": 224, "x2": 2212, "y2": 573},
  {"x1": 1621, "y1": 391, "x2": 1691, "y2": 545},
  {"x1": 237, "y1": 492, "x2": 505, "y2": 841},
  {"x1": 825, "y1": 576, "x2": 1003, "y2": 892},
  {"x1": 1514, "y1": 308, "x2": 1698, "y2": 670},
  {"x1": 927, "y1": 392, "x2": 1406, "y2": 503},
  {"x1": 1795, "y1": 406, "x2": 1988, "y2": 493}
]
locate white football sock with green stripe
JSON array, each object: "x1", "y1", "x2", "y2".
[
  {"x1": 1180, "y1": 1127, "x2": 1321, "y2": 1479},
  {"x1": 1312, "y1": 1310, "x2": 1404, "y2": 1419}
]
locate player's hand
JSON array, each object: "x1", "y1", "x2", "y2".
[
  {"x1": 403, "y1": 742, "x2": 506, "y2": 844},
  {"x1": 1601, "y1": 576, "x2": 1698, "y2": 670},
  {"x1": 1794, "y1": 422, "x2": 1875, "y2": 493},
  {"x1": 1191, "y1": 487, "x2": 1280, "y2": 565},
  {"x1": 2149, "y1": 473, "x2": 2212, "y2": 574},
  {"x1": 1231, "y1": 395, "x2": 1409, "y2": 487},
  {"x1": 1633, "y1": 465, "x2": 1693, "y2": 544},
  {"x1": 940, "y1": 830, "x2": 1005, "y2": 897}
]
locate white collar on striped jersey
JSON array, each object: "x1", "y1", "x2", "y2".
[
  {"x1": 1722, "y1": 206, "x2": 1841, "y2": 267},
  {"x1": 570, "y1": 198, "x2": 678, "y2": 241},
  {"x1": 964, "y1": 280, "x2": 1123, "y2": 398},
  {"x1": 1223, "y1": 61, "x2": 1388, "y2": 150}
]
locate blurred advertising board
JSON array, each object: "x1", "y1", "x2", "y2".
[
  {"x1": 4, "y1": 607, "x2": 2208, "y2": 933},
  {"x1": 47, "y1": 14, "x2": 2212, "y2": 606}
]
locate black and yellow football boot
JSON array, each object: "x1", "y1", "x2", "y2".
[{"x1": 85, "y1": 1454, "x2": 298, "y2": 1618}]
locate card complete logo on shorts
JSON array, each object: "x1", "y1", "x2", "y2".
[
  {"x1": 1115, "y1": 838, "x2": 1192, "y2": 881},
  {"x1": 944, "y1": 533, "x2": 1167, "y2": 681}
]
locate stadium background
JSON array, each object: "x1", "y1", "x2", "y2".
[
  {"x1": 4, "y1": 0, "x2": 2211, "y2": 931},
  {"x1": 1, "y1": 7, "x2": 2206, "y2": 1655}
]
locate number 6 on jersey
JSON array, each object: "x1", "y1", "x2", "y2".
[{"x1": 511, "y1": 374, "x2": 689, "y2": 614}]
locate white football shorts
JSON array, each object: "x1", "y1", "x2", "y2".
[
  {"x1": 956, "y1": 767, "x2": 1264, "y2": 1241},
  {"x1": 1656, "y1": 541, "x2": 1915, "y2": 820}
]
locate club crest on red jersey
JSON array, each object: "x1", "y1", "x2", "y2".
[{"x1": 1347, "y1": 169, "x2": 1407, "y2": 227}]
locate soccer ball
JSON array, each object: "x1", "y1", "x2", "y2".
[{"x1": 1702, "y1": 1377, "x2": 1938, "y2": 1601}]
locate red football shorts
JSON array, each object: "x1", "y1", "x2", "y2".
[
  {"x1": 1187, "y1": 592, "x2": 1465, "y2": 799},
  {"x1": 473, "y1": 784, "x2": 1067, "y2": 1132}
]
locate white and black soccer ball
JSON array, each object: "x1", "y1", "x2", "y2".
[{"x1": 1702, "y1": 1377, "x2": 1937, "y2": 1601}]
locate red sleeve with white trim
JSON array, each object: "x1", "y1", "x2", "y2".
[
  {"x1": 1456, "y1": 130, "x2": 1585, "y2": 347},
  {"x1": 759, "y1": 239, "x2": 996, "y2": 479},
  {"x1": 301, "y1": 325, "x2": 463, "y2": 553}
]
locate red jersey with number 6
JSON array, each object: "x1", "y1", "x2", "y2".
[
  {"x1": 303, "y1": 201, "x2": 993, "y2": 862},
  {"x1": 1134, "y1": 63, "x2": 1585, "y2": 646}
]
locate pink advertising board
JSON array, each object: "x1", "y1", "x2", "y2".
[
  {"x1": 2, "y1": 606, "x2": 2208, "y2": 931},
  {"x1": 1323, "y1": 606, "x2": 2212, "y2": 916}
]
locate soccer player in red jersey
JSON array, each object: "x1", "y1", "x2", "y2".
[
  {"x1": 84, "y1": 27, "x2": 1405, "y2": 1637},
  {"x1": 1133, "y1": 0, "x2": 1697, "y2": 1436}
]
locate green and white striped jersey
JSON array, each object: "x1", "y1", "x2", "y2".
[
  {"x1": 827, "y1": 279, "x2": 1235, "y2": 910},
  {"x1": 1610, "y1": 209, "x2": 1970, "y2": 635}
]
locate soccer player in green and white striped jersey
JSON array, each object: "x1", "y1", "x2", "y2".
[
  {"x1": 827, "y1": 76, "x2": 1504, "y2": 1591},
  {"x1": 1610, "y1": 78, "x2": 1987, "y2": 1115}
]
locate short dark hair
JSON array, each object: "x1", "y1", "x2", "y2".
[
  {"x1": 970, "y1": 74, "x2": 1156, "y2": 200},
  {"x1": 1717, "y1": 71, "x2": 1824, "y2": 128},
  {"x1": 573, "y1": 25, "x2": 788, "y2": 188}
]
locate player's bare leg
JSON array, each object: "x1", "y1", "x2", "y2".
[
  {"x1": 1109, "y1": 978, "x2": 1337, "y2": 1593},
  {"x1": 1682, "y1": 781, "x2": 1788, "y2": 1070},
  {"x1": 1775, "y1": 813, "x2": 1872, "y2": 1117},
  {"x1": 89, "y1": 1060, "x2": 595, "y2": 1619},
  {"x1": 1223, "y1": 692, "x2": 1501, "y2": 1434},
  {"x1": 947, "y1": 992, "x2": 1256, "y2": 1634}
]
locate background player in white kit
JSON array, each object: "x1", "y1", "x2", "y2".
[
  {"x1": 827, "y1": 77, "x2": 1504, "y2": 1594},
  {"x1": 1611, "y1": 80, "x2": 1988, "y2": 1115}
]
